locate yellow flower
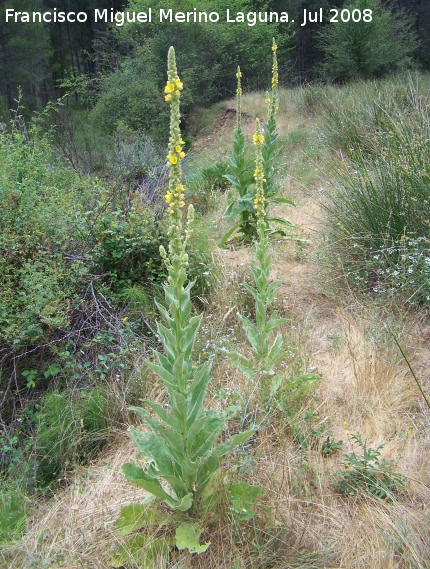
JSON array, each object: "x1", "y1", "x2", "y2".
[
  {"x1": 164, "y1": 82, "x2": 175, "y2": 94},
  {"x1": 236, "y1": 70, "x2": 242, "y2": 78},
  {"x1": 165, "y1": 94, "x2": 172, "y2": 102},
  {"x1": 272, "y1": 43, "x2": 278, "y2": 51},
  {"x1": 253, "y1": 134, "x2": 264, "y2": 146},
  {"x1": 236, "y1": 87, "x2": 242, "y2": 95},
  {"x1": 175, "y1": 145, "x2": 182, "y2": 153},
  {"x1": 167, "y1": 154, "x2": 178, "y2": 165},
  {"x1": 179, "y1": 151, "x2": 186, "y2": 159},
  {"x1": 175, "y1": 78, "x2": 183, "y2": 90}
]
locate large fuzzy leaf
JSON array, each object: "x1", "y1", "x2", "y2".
[
  {"x1": 122, "y1": 463, "x2": 173, "y2": 503},
  {"x1": 175, "y1": 522, "x2": 210, "y2": 553}
]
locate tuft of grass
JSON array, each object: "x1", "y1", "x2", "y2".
[
  {"x1": 34, "y1": 388, "x2": 109, "y2": 486},
  {"x1": 319, "y1": 74, "x2": 430, "y2": 305}
]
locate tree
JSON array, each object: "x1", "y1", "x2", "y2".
[
  {"x1": 317, "y1": 0, "x2": 419, "y2": 80},
  {"x1": 90, "y1": 0, "x2": 294, "y2": 141}
]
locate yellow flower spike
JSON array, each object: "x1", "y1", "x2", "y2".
[
  {"x1": 164, "y1": 47, "x2": 189, "y2": 230},
  {"x1": 268, "y1": 38, "x2": 279, "y2": 124},
  {"x1": 253, "y1": 118, "x2": 267, "y2": 221},
  {"x1": 235, "y1": 65, "x2": 243, "y2": 132}
]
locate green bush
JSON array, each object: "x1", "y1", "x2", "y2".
[
  {"x1": 89, "y1": 191, "x2": 213, "y2": 298},
  {"x1": 0, "y1": 121, "x2": 99, "y2": 348},
  {"x1": 90, "y1": 49, "x2": 170, "y2": 145},
  {"x1": 90, "y1": 196, "x2": 169, "y2": 290},
  {"x1": 317, "y1": 0, "x2": 419, "y2": 81},
  {"x1": 92, "y1": 0, "x2": 292, "y2": 140}
]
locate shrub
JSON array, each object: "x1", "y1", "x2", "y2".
[
  {"x1": 0, "y1": 119, "x2": 99, "y2": 349},
  {"x1": 317, "y1": 0, "x2": 419, "y2": 81}
]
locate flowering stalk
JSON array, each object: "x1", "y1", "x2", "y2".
[
  {"x1": 123, "y1": 47, "x2": 253, "y2": 514},
  {"x1": 236, "y1": 66, "x2": 243, "y2": 132},
  {"x1": 223, "y1": 41, "x2": 292, "y2": 245},
  {"x1": 222, "y1": 67, "x2": 257, "y2": 245},
  {"x1": 267, "y1": 37, "x2": 279, "y2": 126},
  {"x1": 262, "y1": 38, "x2": 279, "y2": 201},
  {"x1": 261, "y1": 38, "x2": 294, "y2": 235},
  {"x1": 228, "y1": 119, "x2": 290, "y2": 396}
]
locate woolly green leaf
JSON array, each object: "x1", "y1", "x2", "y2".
[
  {"x1": 175, "y1": 522, "x2": 210, "y2": 553},
  {"x1": 213, "y1": 429, "x2": 254, "y2": 458},
  {"x1": 182, "y1": 315, "x2": 202, "y2": 359},
  {"x1": 270, "y1": 197, "x2": 295, "y2": 205},
  {"x1": 115, "y1": 503, "x2": 170, "y2": 536},
  {"x1": 122, "y1": 463, "x2": 173, "y2": 503},
  {"x1": 228, "y1": 351, "x2": 255, "y2": 377},
  {"x1": 173, "y1": 493, "x2": 194, "y2": 512},
  {"x1": 223, "y1": 173, "x2": 241, "y2": 187},
  {"x1": 141, "y1": 401, "x2": 181, "y2": 433},
  {"x1": 187, "y1": 360, "x2": 213, "y2": 425},
  {"x1": 266, "y1": 216, "x2": 293, "y2": 227},
  {"x1": 227, "y1": 482, "x2": 262, "y2": 520},
  {"x1": 220, "y1": 223, "x2": 241, "y2": 247},
  {"x1": 146, "y1": 360, "x2": 176, "y2": 389},
  {"x1": 190, "y1": 414, "x2": 226, "y2": 460}
]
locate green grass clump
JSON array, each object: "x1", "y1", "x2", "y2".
[
  {"x1": 35, "y1": 388, "x2": 109, "y2": 486},
  {"x1": 0, "y1": 486, "x2": 27, "y2": 545},
  {"x1": 320, "y1": 74, "x2": 430, "y2": 304}
]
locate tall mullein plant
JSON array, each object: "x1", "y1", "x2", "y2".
[
  {"x1": 123, "y1": 47, "x2": 253, "y2": 513},
  {"x1": 222, "y1": 67, "x2": 257, "y2": 245},
  {"x1": 229, "y1": 119, "x2": 291, "y2": 395},
  {"x1": 263, "y1": 38, "x2": 279, "y2": 199},
  {"x1": 262, "y1": 39, "x2": 294, "y2": 231}
]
